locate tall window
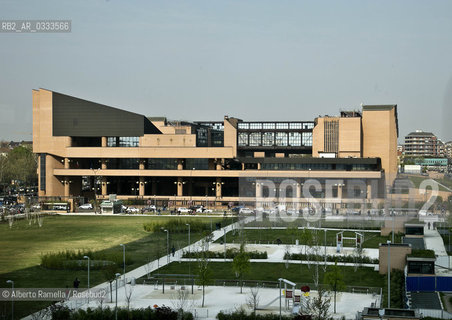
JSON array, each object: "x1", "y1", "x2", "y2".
[
  {"x1": 302, "y1": 132, "x2": 313, "y2": 146},
  {"x1": 40, "y1": 154, "x2": 46, "y2": 191},
  {"x1": 288, "y1": 132, "x2": 301, "y2": 146},
  {"x1": 275, "y1": 132, "x2": 288, "y2": 146},
  {"x1": 262, "y1": 132, "x2": 274, "y2": 146},
  {"x1": 249, "y1": 133, "x2": 261, "y2": 146},
  {"x1": 238, "y1": 132, "x2": 248, "y2": 146}
]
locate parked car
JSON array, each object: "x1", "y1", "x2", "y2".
[
  {"x1": 126, "y1": 207, "x2": 140, "y2": 214},
  {"x1": 239, "y1": 207, "x2": 253, "y2": 214},
  {"x1": 177, "y1": 207, "x2": 191, "y2": 214},
  {"x1": 142, "y1": 205, "x2": 156, "y2": 213},
  {"x1": 204, "y1": 208, "x2": 213, "y2": 213},
  {"x1": 419, "y1": 210, "x2": 433, "y2": 217},
  {"x1": 79, "y1": 203, "x2": 93, "y2": 210}
]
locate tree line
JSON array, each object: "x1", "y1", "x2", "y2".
[{"x1": 0, "y1": 144, "x2": 37, "y2": 193}]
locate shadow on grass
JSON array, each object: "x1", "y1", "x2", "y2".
[{"x1": 0, "y1": 226, "x2": 211, "y2": 319}]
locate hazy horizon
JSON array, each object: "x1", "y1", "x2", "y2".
[{"x1": 1, "y1": 0, "x2": 451, "y2": 144}]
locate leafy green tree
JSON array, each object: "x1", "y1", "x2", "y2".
[
  {"x1": 232, "y1": 243, "x2": 251, "y2": 293},
  {"x1": 3, "y1": 145, "x2": 37, "y2": 187},
  {"x1": 197, "y1": 247, "x2": 212, "y2": 307},
  {"x1": 324, "y1": 261, "x2": 345, "y2": 313}
]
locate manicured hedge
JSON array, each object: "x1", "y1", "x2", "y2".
[
  {"x1": 143, "y1": 219, "x2": 223, "y2": 233},
  {"x1": 51, "y1": 305, "x2": 193, "y2": 320},
  {"x1": 40, "y1": 249, "x2": 132, "y2": 270},
  {"x1": 284, "y1": 252, "x2": 378, "y2": 264},
  {"x1": 183, "y1": 249, "x2": 267, "y2": 259}
]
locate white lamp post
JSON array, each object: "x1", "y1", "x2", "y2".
[
  {"x1": 115, "y1": 272, "x2": 121, "y2": 320},
  {"x1": 186, "y1": 223, "x2": 190, "y2": 276},
  {"x1": 120, "y1": 244, "x2": 126, "y2": 285},
  {"x1": 387, "y1": 240, "x2": 391, "y2": 308},
  {"x1": 6, "y1": 280, "x2": 13, "y2": 320},
  {"x1": 83, "y1": 256, "x2": 90, "y2": 290},
  {"x1": 163, "y1": 229, "x2": 169, "y2": 263}
]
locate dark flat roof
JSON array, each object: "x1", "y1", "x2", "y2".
[
  {"x1": 403, "y1": 238, "x2": 425, "y2": 250},
  {"x1": 410, "y1": 292, "x2": 442, "y2": 310}
]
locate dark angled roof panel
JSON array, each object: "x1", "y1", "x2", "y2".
[{"x1": 52, "y1": 92, "x2": 160, "y2": 137}]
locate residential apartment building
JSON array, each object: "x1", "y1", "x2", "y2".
[
  {"x1": 404, "y1": 130, "x2": 438, "y2": 157},
  {"x1": 33, "y1": 89, "x2": 398, "y2": 209}
]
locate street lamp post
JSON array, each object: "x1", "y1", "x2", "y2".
[
  {"x1": 6, "y1": 280, "x2": 13, "y2": 320},
  {"x1": 120, "y1": 244, "x2": 126, "y2": 285},
  {"x1": 387, "y1": 240, "x2": 391, "y2": 308},
  {"x1": 115, "y1": 272, "x2": 121, "y2": 320},
  {"x1": 83, "y1": 255, "x2": 90, "y2": 304},
  {"x1": 186, "y1": 223, "x2": 190, "y2": 277},
  {"x1": 278, "y1": 278, "x2": 282, "y2": 320},
  {"x1": 163, "y1": 229, "x2": 169, "y2": 263},
  {"x1": 224, "y1": 229, "x2": 227, "y2": 261}
]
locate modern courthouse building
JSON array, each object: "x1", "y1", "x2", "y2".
[{"x1": 33, "y1": 89, "x2": 398, "y2": 209}]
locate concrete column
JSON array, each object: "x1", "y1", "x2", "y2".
[
  {"x1": 216, "y1": 178, "x2": 222, "y2": 198},
  {"x1": 64, "y1": 158, "x2": 70, "y2": 169},
  {"x1": 296, "y1": 182, "x2": 302, "y2": 198},
  {"x1": 256, "y1": 182, "x2": 262, "y2": 198},
  {"x1": 337, "y1": 185, "x2": 343, "y2": 199},
  {"x1": 64, "y1": 177, "x2": 70, "y2": 197},
  {"x1": 177, "y1": 177, "x2": 183, "y2": 196},
  {"x1": 241, "y1": 163, "x2": 245, "y2": 170},
  {"x1": 367, "y1": 180, "x2": 372, "y2": 199},
  {"x1": 139, "y1": 160, "x2": 145, "y2": 170},
  {"x1": 101, "y1": 159, "x2": 107, "y2": 170},
  {"x1": 139, "y1": 177, "x2": 145, "y2": 196},
  {"x1": 257, "y1": 162, "x2": 261, "y2": 170},
  {"x1": 101, "y1": 177, "x2": 107, "y2": 196},
  {"x1": 101, "y1": 136, "x2": 107, "y2": 147},
  {"x1": 216, "y1": 159, "x2": 222, "y2": 170},
  {"x1": 177, "y1": 159, "x2": 184, "y2": 170}
]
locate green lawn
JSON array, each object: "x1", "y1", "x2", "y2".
[
  {"x1": 0, "y1": 215, "x2": 233, "y2": 319},
  {"x1": 407, "y1": 175, "x2": 451, "y2": 192},
  {"x1": 246, "y1": 218, "x2": 384, "y2": 230},
  {"x1": 154, "y1": 261, "x2": 384, "y2": 289},
  {"x1": 217, "y1": 228, "x2": 399, "y2": 248}
]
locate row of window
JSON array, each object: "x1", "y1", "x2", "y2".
[
  {"x1": 107, "y1": 137, "x2": 139, "y2": 147},
  {"x1": 261, "y1": 163, "x2": 376, "y2": 171},
  {"x1": 238, "y1": 122, "x2": 314, "y2": 130},
  {"x1": 238, "y1": 132, "x2": 313, "y2": 147}
]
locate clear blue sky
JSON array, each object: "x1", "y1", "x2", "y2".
[{"x1": 1, "y1": 0, "x2": 451, "y2": 143}]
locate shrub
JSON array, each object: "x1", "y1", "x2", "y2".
[
  {"x1": 51, "y1": 305, "x2": 193, "y2": 320},
  {"x1": 284, "y1": 252, "x2": 378, "y2": 264},
  {"x1": 144, "y1": 219, "x2": 214, "y2": 234},
  {"x1": 183, "y1": 249, "x2": 267, "y2": 259},
  {"x1": 40, "y1": 249, "x2": 133, "y2": 270}
]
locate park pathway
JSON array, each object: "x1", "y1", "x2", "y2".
[{"x1": 24, "y1": 216, "x2": 254, "y2": 319}]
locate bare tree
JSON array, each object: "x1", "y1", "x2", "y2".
[
  {"x1": 124, "y1": 284, "x2": 134, "y2": 310},
  {"x1": 304, "y1": 286, "x2": 332, "y2": 320},
  {"x1": 246, "y1": 286, "x2": 260, "y2": 315},
  {"x1": 171, "y1": 288, "x2": 194, "y2": 319}
]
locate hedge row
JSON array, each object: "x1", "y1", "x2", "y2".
[
  {"x1": 183, "y1": 248, "x2": 267, "y2": 259},
  {"x1": 143, "y1": 219, "x2": 215, "y2": 233},
  {"x1": 51, "y1": 305, "x2": 193, "y2": 320},
  {"x1": 284, "y1": 252, "x2": 378, "y2": 264},
  {"x1": 217, "y1": 310, "x2": 296, "y2": 320},
  {"x1": 40, "y1": 249, "x2": 133, "y2": 270}
]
